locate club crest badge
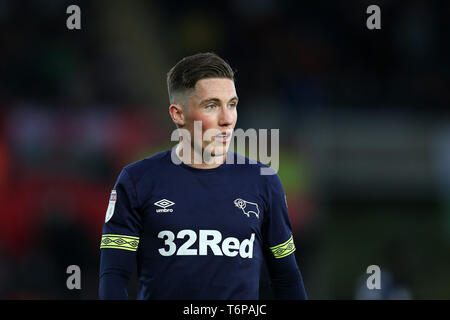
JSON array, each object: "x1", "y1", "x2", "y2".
[{"x1": 234, "y1": 198, "x2": 260, "y2": 219}]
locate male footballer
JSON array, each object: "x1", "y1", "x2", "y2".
[{"x1": 98, "y1": 52, "x2": 307, "y2": 299}]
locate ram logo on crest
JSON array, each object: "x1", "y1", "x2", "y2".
[{"x1": 234, "y1": 198, "x2": 260, "y2": 219}]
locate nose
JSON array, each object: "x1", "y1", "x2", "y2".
[{"x1": 218, "y1": 106, "x2": 236, "y2": 127}]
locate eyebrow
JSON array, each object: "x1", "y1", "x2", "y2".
[{"x1": 200, "y1": 96, "x2": 239, "y2": 105}]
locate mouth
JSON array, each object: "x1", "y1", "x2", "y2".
[{"x1": 213, "y1": 131, "x2": 232, "y2": 143}]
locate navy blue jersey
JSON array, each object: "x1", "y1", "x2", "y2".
[{"x1": 99, "y1": 149, "x2": 306, "y2": 300}]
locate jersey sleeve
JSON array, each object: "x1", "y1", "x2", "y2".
[
  {"x1": 99, "y1": 168, "x2": 142, "y2": 299},
  {"x1": 101, "y1": 168, "x2": 142, "y2": 248},
  {"x1": 263, "y1": 173, "x2": 295, "y2": 259},
  {"x1": 262, "y1": 173, "x2": 307, "y2": 299}
]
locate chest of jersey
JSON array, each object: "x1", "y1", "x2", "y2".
[{"x1": 139, "y1": 173, "x2": 266, "y2": 258}]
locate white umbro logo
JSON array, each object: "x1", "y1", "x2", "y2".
[{"x1": 154, "y1": 199, "x2": 175, "y2": 213}]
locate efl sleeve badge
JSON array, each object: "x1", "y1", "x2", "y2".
[{"x1": 105, "y1": 190, "x2": 117, "y2": 223}]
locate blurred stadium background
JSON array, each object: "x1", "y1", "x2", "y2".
[{"x1": 0, "y1": 0, "x2": 449, "y2": 299}]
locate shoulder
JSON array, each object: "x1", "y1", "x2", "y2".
[
  {"x1": 121, "y1": 150, "x2": 172, "y2": 181},
  {"x1": 228, "y1": 151, "x2": 281, "y2": 184}
]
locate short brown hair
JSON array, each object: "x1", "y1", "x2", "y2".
[{"x1": 167, "y1": 52, "x2": 235, "y2": 103}]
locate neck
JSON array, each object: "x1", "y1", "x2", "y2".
[{"x1": 175, "y1": 142, "x2": 226, "y2": 169}]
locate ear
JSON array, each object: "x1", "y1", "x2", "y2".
[{"x1": 169, "y1": 104, "x2": 185, "y2": 127}]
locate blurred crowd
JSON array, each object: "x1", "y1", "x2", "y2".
[{"x1": 0, "y1": 0, "x2": 449, "y2": 299}]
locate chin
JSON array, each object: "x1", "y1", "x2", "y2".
[{"x1": 209, "y1": 145, "x2": 229, "y2": 158}]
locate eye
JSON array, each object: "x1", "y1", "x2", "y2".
[
  {"x1": 228, "y1": 103, "x2": 237, "y2": 108},
  {"x1": 205, "y1": 104, "x2": 216, "y2": 110}
]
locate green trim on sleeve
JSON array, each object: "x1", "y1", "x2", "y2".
[
  {"x1": 269, "y1": 235, "x2": 296, "y2": 259},
  {"x1": 100, "y1": 234, "x2": 140, "y2": 252}
]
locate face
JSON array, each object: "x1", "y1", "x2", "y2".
[{"x1": 173, "y1": 78, "x2": 238, "y2": 161}]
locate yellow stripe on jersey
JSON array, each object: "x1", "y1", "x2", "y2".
[
  {"x1": 100, "y1": 234, "x2": 140, "y2": 252},
  {"x1": 269, "y1": 235, "x2": 296, "y2": 259}
]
